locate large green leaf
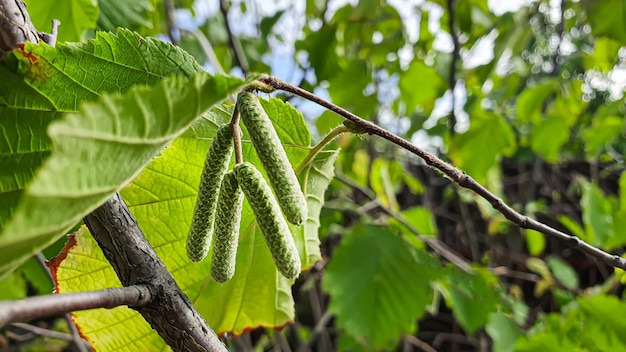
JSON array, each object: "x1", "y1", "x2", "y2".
[
  {"x1": 399, "y1": 61, "x2": 445, "y2": 113},
  {"x1": 0, "y1": 71, "x2": 246, "y2": 278},
  {"x1": 24, "y1": 0, "x2": 99, "y2": 42},
  {"x1": 53, "y1": 99, "x2": 338, "y2": 349},
  {"x1": 98, "y1": 0, "x2": 154, "y2": 32},
  {"x1": 530, "y1": 116, "x2": 569, "y2": 162},
  {"x1": 323, "y1": 225, "x2": 444, "y2": 350},
  {"x1": 0, "y1": 29, "x2": 202, "y2": 229},
  {"x1": 515, "y1": 79, "x2": 557, "y2": 124},
  {"x1": 0, "y1": 30, "x2": 227, "y2": 278}
]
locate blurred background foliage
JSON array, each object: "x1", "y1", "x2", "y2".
[{"x1": 3, "y1": 0, "x2": 626, "y2": 350}]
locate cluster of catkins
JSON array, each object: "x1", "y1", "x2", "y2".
[{"x1": 185, "y1": 92, "x2": 307, "y2": 283}]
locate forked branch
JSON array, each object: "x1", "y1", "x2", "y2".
[{"x1": 257, "y1": 75, "x2": 626, "y2": 271}]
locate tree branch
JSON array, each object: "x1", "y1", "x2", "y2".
[
  {"x1": 220, "y1": 0, "x2": 249, "y2": 75},
  {"x1": 35, "y1": 253, "x2": 88, "y2": 352},
  {"x1": 163, "y1": 0, "x2": 179, "y2": 46},
  {"x1": 84, "y1": 193, "x2": 227, "y2": 352},
  {"x1": 0, "y1": 0, "x2": 58, "y2": 56},
  {"x1": 258, "y1": 75, "x2": 626, "y2": 271},
  {"x1": 0, "y1": 286, "x2": 151, "y2": 326},
  {"x1": 446, "y1": 0, "x2": 460, "y2": 134}
]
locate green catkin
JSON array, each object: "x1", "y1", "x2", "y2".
[
  {"x1": 237, "y1": 92, "x2": 308, "y2": 226},
  {"x1": 186, "y1": 124, "x2": 234, "y2": 262},
  {"x1": 210, "y1": 171, "x2": 244, "y2": 283},
  {"x1": 235, "y1": 162, "x2": 301, "y2": 279}
]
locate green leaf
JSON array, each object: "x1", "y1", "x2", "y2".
[
  {"x1": 449, "y1": 110, "x2": 516, "y2": 184},
  {"x1": 323, "y1": 225, "x2": 444, "y2": 350},
  {"x1": 440, "y1": 269, "x2": 499, "y2": 333},
  {"x1": 98, "y1": 0, "x2": 154, "y2": 32},
  {"x1": 525, "y1": 229, "x2": 545, "y2": 256},
  {"x1": 582, "y1": 116, "x2": 623, "y2": 155},
  {"x1": 50, "y1": 228, "x2": 167, "y2": 350},
  {"x1": 547, "y1": 257, "x2": 579, "y2": 290},
  {"x1": 399, "y1": 61, "x2": 445, "y2": 113},
  {"x1": 0, "y1": 72, "x2": 246, "y2": 279},
  {"x1": 515, "y1": 80, "x2": 557, "y2": 124},
  {"x1": 558, "y1": 215, "x2": 587, "y2": 243},
  {"x1": 583, "y1": 38, "x2": 622, "y2": 73},
  {"x1": 296, "y1": 24, "x2": 340, "y2": 81},
  {"x1": 577, "y1": 295, "x2": 626, "y2": 350},
  {"x1": 23, "y1": 0, "x2": 99, "y2": 42},
  {"x1": 516, "y1": 295, "x2": 626, "y2": 351},
  {"x1": 0, "y1": 30, "x2": 202, "y2": 228},
  {"x1": 401, "y1": 206, "x2": 437, "y2": 236},
  {"x1": 583, "y1": 0, "x2": 626, "y2": 44},
  {"x1": 0, "y1": 30, "x2": 223, "y2": 277},
  {"x1": 54, "y1": 100, "x2": 337, "y2": 347},
  {"x1": 580, "y1": 181, "x2": 614, "y2": 247},
  {"x1": 486, "y1": 312, "x2": 520, "y2": 352},
  {"x1": 0, "y1": 270, "x2": 26, "y2": 300},
  {"x1": 530, "y1": 116, "x2": 569, "y2": 162}
]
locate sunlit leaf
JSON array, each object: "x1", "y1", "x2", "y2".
[
  {"x1": 53, "y1": 99, "x2": 337, "y2": 348},
  {"x1": 323, "y1": 225, "x2": 444, "y2": 350}
]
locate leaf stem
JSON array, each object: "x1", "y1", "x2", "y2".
[
  {"x1": 230, "y1": 106, "x2": 243, "y2": 164},
  {"x1": 295, "y1": 125, "x2": 349, "y2": 174},
  {"x1": 258, "y1": 75, "x2": 626, "y2": 271}
]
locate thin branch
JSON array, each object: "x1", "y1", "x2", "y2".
[
  {"x1": 181, "y1": 28, "x2": 226, "y2": 74},
  {"x1": 220, "y1": 0, "x2": 249, "y2": 75},
  {"x1": 446, "y1": 0, "x2": 459, "y2": 134},
  {"x1": 84, "y1": 193, "x2": 227, "y2": 352},
  {"x1": 0, "y1": 0, "x2": 58, "y2": 56},
  {"x1": 0, "y1": 285, "x2": 151, "y2": 327},
  {"x1": 10, "y1": 323, "x2": 92, "y2": 348},
  {"x1": 295, "y1": 124, "x2": 350, "y2": 174},
  {"x1": 35, "y1": 253, "x2": 88, "y2": 352},
  {"x1": 163, "y1": 0, "x2": 179, "y2": 46},
  {"x1": 335, "y1": 172, "x2": 473, "y2": 273},
  {"x1": 404, "y1": 335, "x2": 438, "y2": 352},
  {"x1": 259, "y1": 75, "x2": 626, "y2": 271}
]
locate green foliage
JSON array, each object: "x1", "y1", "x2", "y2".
[
  {"x1": 0, "y1": 70, "x2": 244, "y2": 280},
  {"x1": 449, "y1": 110, "x2": 516, "y2": 184},
  {"x1": 53, "y1": 103, "x2": 337, "y2": 347},
  {"x1": 323, "y1": 225, "x2": 444, "y2": 349},
  {"x1": 516, "y1": 295, "x2": 626, "y2": 351},
  {"x1": 24, "y1": 0, "x2": 99, "y2": 42},
  {"x1": 440, "y1": 269, "x2": 499, "y2": 333},
  {"x1": 3, "y1": 0, "x2": 626, "y2": 350}
]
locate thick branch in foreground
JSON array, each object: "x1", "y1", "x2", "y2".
[
  {"x1": 258, "y1": 75, "x2": 626, "y2": 271},
  {"x1": 84, "y1": 193, "x2": 227, "y2": 352},
  {"x1": 0, "y1": 0, "x2": 59, "y2": 56},
  {"x1": 0, "y1": 286, "x2": 151, "y2": 327}
]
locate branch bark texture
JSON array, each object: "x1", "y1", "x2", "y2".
[
  {"x1": 0, "y1": 286, "x2": 151, "y2": 327},
  {"x1": 84, "y1": 193, "x2": 227, "y2": 352}
]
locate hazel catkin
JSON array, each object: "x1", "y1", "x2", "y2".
[
  {"x1": 186, "y1": 124, "x2": 233, "y2": 262},
  {"x1": 237, "y1": 92, "x2": 308, "y2": 226},
  {"x1": 235, "y1": 162, "x2": 301, "y2": 279},
  {"x1": 210, "y1": 171, "x2": 244, "y2": 283}
]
